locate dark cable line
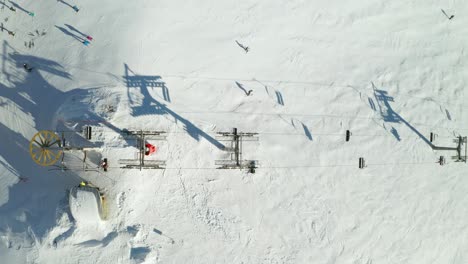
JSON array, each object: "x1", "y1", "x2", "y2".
[
  {"x1": 51, "y1": 128, "x2": 459, "y2": 141},
  {"x1": 52, "y1": 109, "x2": 468, "y2": 132},
  {"x1": 54, "y1": 160, "x2": 442, "y2": 171}
]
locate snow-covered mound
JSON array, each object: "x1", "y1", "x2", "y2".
[{"x1": 69, "y1": 186, "x2": 104, "y2": 224}]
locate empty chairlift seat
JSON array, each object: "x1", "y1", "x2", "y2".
[
  {"x1": 345, "y1": 130, "x2": 351, "y2": 142},
  {"x1": 359, "y1": 157, "x2": 366, "y2": 169},
  {"x1": 84, "y1": 126, "x2": 92, "y2": 140}
]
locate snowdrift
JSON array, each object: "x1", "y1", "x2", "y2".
[{"x1": 69, "y1": 186, "x2": 104, "y2": 224}]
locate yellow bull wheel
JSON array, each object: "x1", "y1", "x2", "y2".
[{"x1": 29, "y1": 130, "x2": 63, "y2": 166}]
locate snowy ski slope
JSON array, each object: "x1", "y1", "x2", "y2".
[{"x1": 0, "y1": 0, "x2": 468, "y2": 263}]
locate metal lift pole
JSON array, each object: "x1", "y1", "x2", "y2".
[
  {"x1": 430, "y1": 135, "x2": 467, "y2": 162},
  {"x1": 119, "y1": 129, "x2": 166, "y2": 170},
  {"x1": 234, "y1": 128, "x2": 240, "y2": 166},
  {"x1": 215, "y1": 128, "x2": 258, "y2": 172},
  {"x1": 139, "y1": 130, "x2": 144, "y2": 171}
]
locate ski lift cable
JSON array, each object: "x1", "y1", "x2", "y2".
[
  {"x1": 55, "y1": 161, "x2": 442, "y2": 171},
  {"x1": 156, "y1": 74, "x2": 467, "y2": 108},
  {"x1": 54, "y1": 110, "x2": 468, "y2": 132},
  {"x1": 52, "y1": 128, "x2": 459, "y2": 141},
  {"x1": 6, "y1": 31, "x2": 462, "y2": 110}
]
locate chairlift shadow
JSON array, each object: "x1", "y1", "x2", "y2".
[
  {"x1": 302, "y1": 122, "x2": 312, "y2": 141},
  {"x1": 275, "y1": 90, "x2": 285, "y2": 106},
  {"x1": 124, "y1": 64, "x2": 224, "y2": 149},
  {"x1": 372, "y1": 83, "x2": 433, "y2": 147}
]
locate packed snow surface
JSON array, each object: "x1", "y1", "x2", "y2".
[
  {"x1": 0, "y1": 0, "x2": 468, "y2": 263},
  {"x1": 69, "y1": 187, "x2": 103, "y2": 225}
]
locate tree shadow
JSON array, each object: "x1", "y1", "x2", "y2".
[
  {"x1": 0, "y1": 89, "x2": 79, "y2": 241},
  {"x1": 2, "y1": 42, "x2": 121, "y2": 134},
  {"x1": 0, "y1": 122, "x2": 83, "y2": 239},
  {"x1": 0, "y1": 40, "x2": 121, "y2": 240},
  {"x1": 124, "y1": 64, "x2": 224, "y2": 149},
  {"x1": 0, "y1": 41, "x2": 72, "y2": 128}
]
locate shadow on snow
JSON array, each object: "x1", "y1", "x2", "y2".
[
  {"x1": 123, "y1": 63, "x2": 224, "y2": 149},
  {"x1": 0, "y1": 40, "x2": 120, "y2": 241},
  {"x1": 372, "y1": 83, "x2": 433, "y2": 147}
]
